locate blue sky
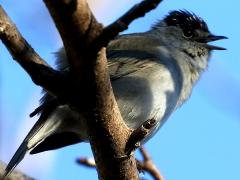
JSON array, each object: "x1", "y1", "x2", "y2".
[{"x1": 0, "y1": 0, "x2": 239, "y2": 180}]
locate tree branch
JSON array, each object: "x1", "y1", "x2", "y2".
[
  {"x1": 76, "y1": 147, "x2": 164, "y2": 180},
  {"x1": 137, "y1": 147, "x2": 164, "y2": 180},
  {"x1": 126, "y1": 119, "x2": 157, "y2": 156},
  {"x1": 77, "y1": 157, "x2": 96, "y2": 168},
  {"x1": 43, "y1": 1, "x2": 138, "y2": 179},
  {"x1": 0, "y1": 6, "x2": 68, "y2": 97},
  {"x1": 94, "y1": 0, "x2": 163, "y2": 49}
]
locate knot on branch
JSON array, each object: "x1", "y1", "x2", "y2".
[
  {"x1": 0, "y1": 21, "x2": 8, "y2": 35},
  {"x1": 125, "y1": 119, "x2": 157, "y2": 156}
]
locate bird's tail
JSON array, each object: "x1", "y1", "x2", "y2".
[{"x1": 3, "y1": 141, "x2": 28, "y2": 179}]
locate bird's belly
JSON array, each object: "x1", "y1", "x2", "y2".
[{"x1": 112, "y1": 64, "x2": 180, "y2": 132}]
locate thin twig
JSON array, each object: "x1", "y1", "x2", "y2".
[
  {"x1": 125, "y1": 119, "x2": 157, "y2": 156},
  {"x1": 76, "y1": 147, "x2": 164, "y2": 180},
  {"x1": 94, "y1": 0, "x2": 163, "y2": 49},
  {"x1": 0, "y1": 6, "x2": 68, "y2": 97},
  {"x1": 137, "y1": 147, "x2": 164, "y2": 180},
  {"x1": 76, "y1": 158, "x2": 96, "y2": 168}
]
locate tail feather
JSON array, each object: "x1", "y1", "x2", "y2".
[{"x1": 3, "y1": 141, "x2": 28, "y2": 179}]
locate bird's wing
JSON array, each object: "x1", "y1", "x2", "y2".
[
  {"x1": 25, "y1": 94, "x2": 59, "y2": 142},
  {"x1": 107, "y1": 33, "x2": 162, "y2": 80},
  {"x1": 28, "y1": 93, "x2": 83, "y2": 154},
  {"x1": 108, "y1": 49, "x2": 159, "y2": 80},
  {"x1": 30, "y1": 131, "x2": 81, "y2": 154},
  {"x1": 5, "y1": 93, "x2": 83, "y2": 178}
]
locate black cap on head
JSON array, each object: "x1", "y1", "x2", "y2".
[
  {"x1": 152, "y1": 10, "x2": 227, "y2": 50},
  {"x1": 164, "y1": 10, "x2": 209, "y2": 33}
]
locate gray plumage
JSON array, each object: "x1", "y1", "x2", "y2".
[{"x1": 3, "y1": 10, "x2": 227, "y2": 178}]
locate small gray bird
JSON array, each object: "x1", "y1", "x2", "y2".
[{"x1": 4, "y1": 10, "x2": 227, "y2": 177}]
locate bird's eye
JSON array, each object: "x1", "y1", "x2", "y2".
[{"x1": 182, "y1": 29, "x2": 193, "y2": 39}]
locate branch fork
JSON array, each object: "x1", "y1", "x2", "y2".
[{"x1": 0, "y1": 0, "x2": 163, "y2": 179}]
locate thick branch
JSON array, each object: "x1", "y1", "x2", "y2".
[
  {"x1": 0, "y1": 6, "x2": 67, "y2": 97},
  {"x1": 43, "y1": 0, "x2": 103, "y2": 74},
  {"x1": 85, "y1": 47, "x2": 137, "y2": 179},
  {"x1": 43, "y1": 1, "x2": 137, "y2": 179},
  {"x1": 43, "y1": 0, "x2": 163, "y2": 179}
]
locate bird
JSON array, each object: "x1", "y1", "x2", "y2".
[{"x1": 3, "y1": 10, "x2": 227, "y2": 177}]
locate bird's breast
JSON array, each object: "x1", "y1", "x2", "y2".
[{"x1": 112, "y1": 60, "x2": 182, "y2": 131}]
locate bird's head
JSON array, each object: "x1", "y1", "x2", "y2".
[{"x1": 151, "y1": 10, "x2": 227, "y2": 70}]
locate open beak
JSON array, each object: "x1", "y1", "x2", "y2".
[{"x1": 197, "y1": 34, "x2": 228, "y2": 50}]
